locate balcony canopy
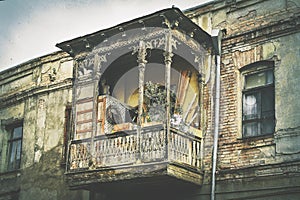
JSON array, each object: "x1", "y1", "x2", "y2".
[{"x1": 56, "y1": 7, "x2": 213, "y2": 56}]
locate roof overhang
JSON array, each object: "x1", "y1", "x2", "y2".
[{"x1": 56, "y1": 7, "x2": 213, "y2": 56}]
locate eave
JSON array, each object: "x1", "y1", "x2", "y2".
[{"x1": 56, "y1": 7, "x2": 213, "y2": 56}]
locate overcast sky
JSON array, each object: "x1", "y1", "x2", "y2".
[{"x1": 0, "y1": 0, "x2": 211, "y2": 71}]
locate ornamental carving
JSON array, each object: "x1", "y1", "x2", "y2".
[{"x1": 78, "y1": 57, "x2": 94, "y2": 77}]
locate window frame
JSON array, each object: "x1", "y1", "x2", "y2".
[
  {"x1": 239, "y1": 61, "x2": 275, "y2": 139},
  {"x1": 7, "y1": 124, "x2": 23, "y2": 171}
]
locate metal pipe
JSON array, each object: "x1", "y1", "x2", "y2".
[{"x1": 211, "y1": 29, "x2": 222, "y2": 200}]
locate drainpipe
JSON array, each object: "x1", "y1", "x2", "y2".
[{"x1": 211, "y1": 29, "x2": 222, "y2": 200}]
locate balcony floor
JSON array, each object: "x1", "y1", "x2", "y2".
[{"x1": 66, "y1": 161, "x2": 203, "y2": 189}]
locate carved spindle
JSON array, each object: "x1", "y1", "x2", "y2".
[{"x1": 197, "y1": 141, "x2": 200, "y2": 168}]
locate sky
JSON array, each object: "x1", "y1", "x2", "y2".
[{"x1": 0, "y1": 0, "x2": 211, "y2": 71}]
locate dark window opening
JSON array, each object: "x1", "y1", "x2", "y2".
[{"x1": 7, "y1": 125, "x2": 23, "y2": 171}]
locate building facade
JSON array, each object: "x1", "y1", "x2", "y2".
[{"x1": 0, "y1": 0, "x2": 299, "y2": 199}]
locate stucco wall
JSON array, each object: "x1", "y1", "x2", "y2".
[{"x1": 0, "y1": 52, "x2": 87, "y2": 200}]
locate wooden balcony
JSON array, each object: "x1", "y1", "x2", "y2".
[{"x1": 66, "y1": 123, "x2": 203, "y2": 189}]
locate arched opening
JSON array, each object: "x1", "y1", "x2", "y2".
[{"x1": 97, "y1": 48, "x2": 202, "y2": 134}]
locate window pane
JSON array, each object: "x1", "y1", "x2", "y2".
[
  {"x1": 261, "y1": 87, "x2": 275, "y2": 117},
  {"x1": 262, "y1": 119, "x2": 275, "y2": 135},
  {"x1": 243, "y1": 122, "x2": 259, "y2": 137},
  {"x1": 266, "y1": 70, "x2": 274, "y2": 84},
  {"x1": 243, "y1": 93, "x2": 260, "y2": 120},
  {"x1": 245, "y1": 72, "x2": 266, "y2": 89},
  {"x1": 8, "y1": 126, "x2": 23, "y2": 171},
  {"x1": 9, "y1": 142, "x2": 17, "y2": 163},
  {"x1": 16, "y1": 140, "x2": 22, "y2": 160},
  {"x1": 13, "y1": 126, "x2": 23, "y2": 138}
]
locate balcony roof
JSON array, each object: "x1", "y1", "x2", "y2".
[{"x1": 56, "y1": 7, "x2": 213, "y2": 56}]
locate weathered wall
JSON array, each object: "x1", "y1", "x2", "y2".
[
  {"x1": 187, "y1": 0, "x2": 300, "y2": 198},
  {"x1": 0, "y1": 52, "x2": 86, "y2": 200}
]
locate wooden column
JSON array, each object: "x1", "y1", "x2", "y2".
[
  {"x1": 164, "y1": 32, "x2": 173, "y2": 137},
  {"x1": 163, "y1": 31, "x2": 173, "y2": 162},
  {"x1": 137, "y1": 41, "x2": 147, "y2": 162}
]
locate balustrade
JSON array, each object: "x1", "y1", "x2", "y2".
[
  {"x1": 68, "y1": 125, "x2": 202, "y2": 171},
  {"x1": 69, "y1": 139, "x2": 91, "y2": 170}
]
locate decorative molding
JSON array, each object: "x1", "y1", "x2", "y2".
[
  {"x1": 94, "y1": 29, "x2": 168, "y2": 54},
  {"x1": 0, "y1": 80, "x2": 72, "y2": 109}
]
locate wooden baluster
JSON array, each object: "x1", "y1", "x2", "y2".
[
  {"x1": 113, "y1": 138, "x2": 116, "y2": 165},
  {"x1": 170, "y1": 132, "x2": 174, "y2": 160},
  {"x1": 184, "y1": 138, "x2": 187, "y2": 164},
  {"x1": 178, "y1": 134, "x2": 181, "y2": 162},
  {"x1": 180, "y1": 135, "x2": 183, "y2": 163},
  {"x1": 154, "y1": 132, "x2": 158, "y2": 159},
  {"x1": 186, "y1": 138, "x2": 189, "y2": 164},
  {"x1": 122, "y1": 137, "x2": 125, "y2": 162},
  {"x1": 100, "y1": 140, "x2": 103, "y2": 166},
  {"x1": 94, "y1": 141, "x2": 97, "y2": 166},
  {"x1": 181, "y1": 137, "x2": 184, "y2": 163},
  {"x1": 174, "y1": 133, "x2": 177, "y2": 161},
  {"x1": 188, "y1": 139, "x2": 192, "y2": 165},
  {"x1": 103, "y1": 139, "x2": 106, "y2": 166},
  {"x1": 70, "y1": 144, "x2": 74, "y2": 169},
  {"x1": 122, "y1": 137, "x2": 125, "y2": 163},
  {"x1": 152, "y1": 132, "x2": 156, "y2": 160},
  {"x1": 127, "y1": 136, "x2": 131, "y2": 162},
  {"x1": 108, "y1": 139, "x2": 111, "y2": 165},
  {"x1": 197, "y1": 141, "x2": 200, "y2": 168},
  {"x1": 95, "y1": 141, "x2": 99, "y2": 166}
]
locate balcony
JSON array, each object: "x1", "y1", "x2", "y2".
[
  {"x1": 56, "y1": 7, "x2": 212, "y2": 192},
  {"x1": 67, "y1": 122, "x2": 203, "y2": 188}
]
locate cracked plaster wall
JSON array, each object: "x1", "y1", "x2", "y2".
[{"x1": 0, "y1": 52, "x2": 86, "y2": 200}]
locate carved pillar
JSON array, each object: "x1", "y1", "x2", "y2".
[
  {"x1": 137, "y1": 41, "x2": 147, "y2": 127},
  {"x1": 137, "y1": 41, "x2": 147, "y2": 162},
  {"x1": 164, "y1": 32, "x2": 173, "y2": 139}
]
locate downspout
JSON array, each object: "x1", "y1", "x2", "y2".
[{"x1": 211, "y1": 29, "x2": 222, "y2": 200}]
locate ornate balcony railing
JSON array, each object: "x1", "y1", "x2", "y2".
[{"x1": 68, "y1": 124, "x2": 202, "y2": 172}]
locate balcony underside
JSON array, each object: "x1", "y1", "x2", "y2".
[{"x1": 66, "y1": 161, "x2": 203, "y2": 189}]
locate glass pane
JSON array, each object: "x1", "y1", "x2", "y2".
[
  {"x1": 13, "y1": 126, "x2": 23, "y2": 138},
  {"x1": 261, "y1": 87, "x2": 275, "y2": 117},
  {"x1": 243, "y1": 93, "x2": 259, "y2": 120},
  {"x1": 10, "y1": 142, "x2": 17, "y2": 163},
  {"x1": 243, "y1": 122, "x2": 259, "y2": 137},
  {"x1": 266, "y1": 70, "x2": 274, "y2": 84},
  {"x1": 245, "y1": 72, "x2": 266, "y2": 89},
  {"x1": 16, "y1": 140, "x2": 22, "y2": 160},
  {"x1": 262, "y1": 119, "x2": 275, "y2": 135}
]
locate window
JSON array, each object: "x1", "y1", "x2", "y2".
[
  {"x1": 7, "y1": 125, "x2": 23, "y2": 171},
  {"x1": 242, "y1": 68, "x2": 275, "y2": 137}
]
